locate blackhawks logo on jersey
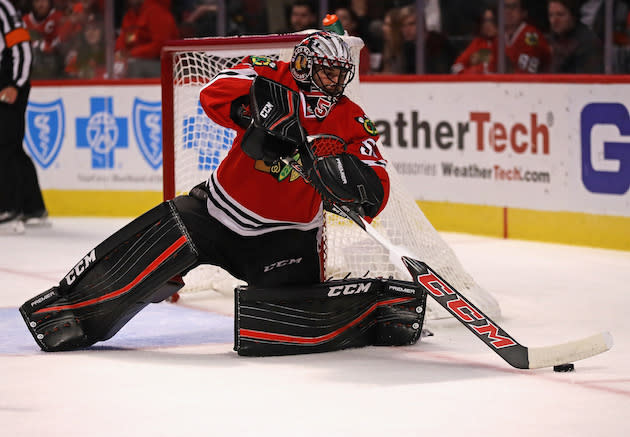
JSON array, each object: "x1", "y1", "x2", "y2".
[
  {"x1": 524, "y1": 32, "x2": 539, "y2": 46},
  {"x1": 356, "y1": 115, "x2": 378, "y2": 136},
  {"x1": 254, "y1": 152, "x2": 302, "y2": 182},
  {"x1": 250, "y1": 56, "x2": 277, "y2": 69}
]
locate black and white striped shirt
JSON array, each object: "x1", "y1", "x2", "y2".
[{"x1": 0, "y1": 0, "x2": 31, "y2": 88}]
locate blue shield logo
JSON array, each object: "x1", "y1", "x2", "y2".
[
  {"x1": 133, "y1": 98, "x2": 162, "y2": 170},
  {"x1": 24, "y1": 99, "x2": 65, "y2": 169}
]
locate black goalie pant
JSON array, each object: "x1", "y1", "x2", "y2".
[{"x1": 173, "y1": 195, "x2": 323, "y2": 288}]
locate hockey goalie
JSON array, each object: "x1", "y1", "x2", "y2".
[{"x1": 20, "y1": 31, "x2": 428, "y2": 356}]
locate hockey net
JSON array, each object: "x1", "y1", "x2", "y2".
[{"x1": 161, "y1": 33, "x2": 500, "y2": 319}]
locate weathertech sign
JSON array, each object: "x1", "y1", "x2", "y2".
[{"x1": 361, "y1": 81, "x2": 630, "y2": 217}]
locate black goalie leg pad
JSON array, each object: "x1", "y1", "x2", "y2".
[
  {"x1": 20, "y1": 201, "x2": 197, "y2": 352},
  {"x1": 234, "y1": 277, "x2": 427, "y2": 356},
  {"x1": 374, "y1": 279, "x2": 427, "y2": 346}
]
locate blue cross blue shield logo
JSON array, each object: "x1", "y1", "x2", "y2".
[
  {"x1": 24, "y1": 99, "x2": 65, "y2": 169},
  {"x1": 76, "y1": 97, "x2": 128, "y2": 169},
  {"x1": 132, "y1": 98, "x2": 162, "y2": 170}
]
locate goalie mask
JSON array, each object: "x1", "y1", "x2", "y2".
[{"x1": 290, "y1": 32, "x2": 355, "y2": 117}]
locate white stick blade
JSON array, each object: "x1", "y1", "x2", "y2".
[{"x1": 527, "y1": 331, "x2": 613, "y2": 369}]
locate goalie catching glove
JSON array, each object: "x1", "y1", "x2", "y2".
[
  {"x1": 241, "y1": 76, "x2": 305, "y2": 165},
  {"x1": 310, "y1": 152, "x2": 384, "y2": 218}
]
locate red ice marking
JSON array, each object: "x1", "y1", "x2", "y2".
[
  {"x1": 406, "y1": 350, "x2": 630, "y2": 398},
  {"x1": 0, "y1": 267, "x2": 59, "y2": 282}
]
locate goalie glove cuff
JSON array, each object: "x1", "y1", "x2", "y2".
[{"x1": 311, "y1": 153, "x2": 384, "y2": 218}]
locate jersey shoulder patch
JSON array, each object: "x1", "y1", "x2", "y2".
[
  {"x1": 249, "y1": 56, "x2": 278, "y2": 70},
  {"x1": 355, "y1": 114, "x2": 378, "y2": 136},
  {"x1": 524, "y1": 31, "x2": 540, "y2": 47}
]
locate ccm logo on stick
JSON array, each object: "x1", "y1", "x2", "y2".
[
  {"x1": 64, "y1": 250, "x2": 96, "y2": 285},
  {"x1": 417, "y1": 269, "x2": 516, "y2": 349},
  {"x1": 328, "y1": 282, "x2": 372, "y2": 297}
]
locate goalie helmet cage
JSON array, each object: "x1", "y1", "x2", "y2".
[{"x1": 160, "y1": 33, "x2": 500, "y2": 319}]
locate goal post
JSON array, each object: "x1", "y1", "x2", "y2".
[{"x1": 160, "y1": 33, "x2": 500, "y2": 319}]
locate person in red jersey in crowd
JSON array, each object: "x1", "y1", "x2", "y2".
[
  {"x1": 115, "y1": 0, "x2": 179, "y2": 77},
  {"x1": 451, "y1": 7, "x2": 498, "y2": 74},
  {"x1": 502, "y1": 0, "x2": 551, "y2": 73},
  {"x1": 23, "y1": 0, "x2": 68, "y2": 78}
]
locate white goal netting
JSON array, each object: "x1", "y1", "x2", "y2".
[{"x1": 163, "y1": 33, "x2": 500, "y2": 319}]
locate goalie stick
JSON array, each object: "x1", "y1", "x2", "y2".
[{"x1": 282, "y1": 140, "x2": 613, "y2": 370}]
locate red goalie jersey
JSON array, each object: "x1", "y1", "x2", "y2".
[{"x1": 199, "y1": 57, "x2": 389, "y2": 237}]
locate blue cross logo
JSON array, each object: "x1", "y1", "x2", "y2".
[{"x1": 76, "y1": 97, "x2": 128, "y2": 169}]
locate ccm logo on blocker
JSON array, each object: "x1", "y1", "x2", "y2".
[{"x1": 581, "y1": 103, "x2": 630, "y2": 195}]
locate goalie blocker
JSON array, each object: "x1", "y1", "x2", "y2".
[{"x1": 235, "y1": 277, "x2": 427, "y2": 356}]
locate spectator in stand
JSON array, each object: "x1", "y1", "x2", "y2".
[
  {"x1": 334, "y1": 7, "x2": 370, "y2": 75},
  {"x1": 399, "y1": 5, "x2": 455, "y2": 74},
  {"x1": 424, "y1": 1, "x2": 493, "y2": 39},
  {"x1": 23, "y1": 0, "x2": 67, "y2": 78},
  {"x1": 115, "y1": 0, "x2": 179, "y2": 78},
  {"x1": 58, "y1": 0, "x2": 102, "y2": 38},
  {"x1": 64, "y1": 13, "x2": 106, "y2": 78},
  {"x1": 378, "y1": 7, "x2": 404, "y2": 74},
  {"x1": 502, "y1": 0, "x2": 552, "y2": 73},
  {"x1": 581, "y1": 0, "x2": 630, "y2": 46},
  {"x1": 451, "y1": 7, "x2": 498, "y2": 74},
  {"x1": 424, "y1": 0, "x2": 442, "y2": 33},
  {"x1": 175, "y1": 0, "x2": 260, "y2": 38},
  {"x1": 285, "y1": 0, "x2": 317, "y2": 33},
  {"x1": 548, "y1": 0, "x2": 603, "y2": 73},
  {"x1": 346, "y1": 0, "x2": 378, "y2": 52},
  {"x1": 176, "y1": 0, "x2": 218, "y2": 38}
]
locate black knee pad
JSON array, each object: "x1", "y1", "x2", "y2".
[{"x1": 20, "y1": 201, "x2": 198, "y2": 351}]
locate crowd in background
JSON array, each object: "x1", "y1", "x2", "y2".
[{"x1": 15, "y1": 0, "x2": 630, "y2": 80}]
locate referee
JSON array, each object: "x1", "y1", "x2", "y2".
[{"x1": 0, "y1": 0, "x2": 47, "y2": 233}]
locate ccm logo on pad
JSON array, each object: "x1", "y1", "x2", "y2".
[
  {"x1": 328, "y1": 282, "x2": 372, "y2": 297},
  {"x1": 64, "y1": 250, "x2": 96, "y2": 286}
]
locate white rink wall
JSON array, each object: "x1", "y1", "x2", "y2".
[{"x1": 25, "y1": 78, "x2": 630, "y2": 248}]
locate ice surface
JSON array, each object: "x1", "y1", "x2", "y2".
[{"x1": 1, "y1": 218, "x2": 629, "y2": 437}]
